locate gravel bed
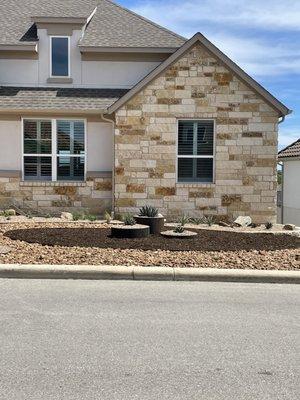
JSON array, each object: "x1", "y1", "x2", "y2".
[{"x1": 0, "y1": 222, "x2": 299, "y2": 270}]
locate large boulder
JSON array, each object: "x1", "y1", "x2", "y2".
[{"x1": 234, "y1": 216, "x2": 252, "y2": 227}]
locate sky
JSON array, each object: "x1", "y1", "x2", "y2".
[{"x1": 119, "y1": 0, "x2": 300, "y2": 149}]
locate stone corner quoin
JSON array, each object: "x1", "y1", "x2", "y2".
[{"x1": 114, "y1": 43, "x2": 279, "y2": 224}]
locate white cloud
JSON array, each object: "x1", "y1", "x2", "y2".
[
  {"x1": 132, "y1": 1, "x2": 300, "y2": 78},
  {"x1": 133, "y1": 0, "x2": 300, "y2": 32}
]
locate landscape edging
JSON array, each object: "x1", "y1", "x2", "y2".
[{"x1": 0, "y1": 264, "x2": 299, "y2": 284}]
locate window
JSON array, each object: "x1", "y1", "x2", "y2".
[
  {"x1": 57, "y1": 121, "x2": 85, "y2": 181},
  {"x1": 23, "y1": 119, "x2": 85, "y2": 181},
  {"x1": 177, "y1": 120, "x2": 214, "y2": 183},
  {"x1": 51, "y1": 37, "x2": 70, "y2": 77}
]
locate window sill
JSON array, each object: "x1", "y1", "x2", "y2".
[
  {"x1": 20, "y1": 181, "x2": 86, "y2": 187},
  {"x1": 47, "y1": 77, "x2": 73, "y2": 84},
  {"x1": 176, "y1": 182, "x2": 216, "y2": 188}
]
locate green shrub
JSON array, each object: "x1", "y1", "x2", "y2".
[
  {"x1": 72, "y1": 212, "x2": 83, "y2": 221},
  {"x1": 123, "y1": 213, "x2": 136, "y2": 226},
  {"x1": 139, "y1": 205, "x2": 159, "y2": 217}
]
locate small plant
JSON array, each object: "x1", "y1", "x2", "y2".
[
  {"x1": 123, "y1": 213, "x2": 136, "y2": 226},
  {"x1": 202, "y1": 215, "x2": 216, "y2": 226},
  {"x1": 189, "y1": 217, "x2": 202, "y2": 225},
  {"x1": 104, "y1": 210, "x2": 111, "y2": 223},
  {"x1": 174, "y1": 224, "x2": 185, "y2": 233},
  {"x1": 173, "y1": 214, "x2": 189, "y2": 233},
  {"x1": 45, "y1": 214, "x2": 51, "y2": 219},
  {"x1": 250, "y1": 223, "x2": 258, "y2": 228},
  {"x1": 139, "y1": 205, "x2": 159, "y2": 218},
  {"x1": 72, "y1": 211, "x2": 83, "y2": 221},
  {"x1": 85, "y1": 214, "x2": 97, "y2": 222},
  {"x1": 265, "y1": 221, "x2": 273, "y2": 230},
  {"x1": 177, "y1": 215, "x2": 190, "y2": 226}
]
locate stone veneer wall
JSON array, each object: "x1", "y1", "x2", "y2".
[
  {"x1": 114, "y1": 43, "x2": 279, "y2": 223},
  {"x1": 0, "y1": 175, "x2": 112, "y2": 215}
]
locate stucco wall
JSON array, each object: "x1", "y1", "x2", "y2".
[
  {"x1": 283, "y1": 159, "x2": 300, "y2": 226},
  {"x1": 114, "y1": 43, "x2": 279, "y2": 223},
  {"x1": 0, "y1": 118, "x2": 22, "y2": 170},
  {"x1": 0, "y1": 29, "x2": 161, "y2": 88}
]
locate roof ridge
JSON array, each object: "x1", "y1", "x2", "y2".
[
  {"x1": 102, "y1": 0, "x2": 186, "y2": 43},
  {"x1": 278, "y1": 137, "x2": 300, "y2": 154}
]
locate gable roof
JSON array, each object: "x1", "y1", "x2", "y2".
[
  {"x1": 108, "y1": 32, "x2": 291, "y2": 117},
  {"x1": 79, "y1": 0, "x2": 185, "y2": 49},
  {"x1": 0, "y1": 0, "x2": 185, "y2": 50},
  {"x1": 278, "y1": 139, "x2": 300, "y2": 159}
]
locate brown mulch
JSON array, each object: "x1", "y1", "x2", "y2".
[{"x1": 0, "y1": 222, "x2": 299, "y2": 270}]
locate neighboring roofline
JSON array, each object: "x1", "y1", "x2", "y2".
[
  {"x1": 79, "y1": 46, "x2": 178, "y2": 54},
  {"x1": 278, "y1": 156, "x2": 300, "y2": 161},
  {"x1": 0, "y1": 44, "x2": 38, "y2": 52},
  {"x1": 31, "y1": 16, "x2": 88, "y2": 25},
  {"x1": 278, "y1": 138, "x2": 300, "y2": 159},
  {"x1": 108, "y1": 32, "x2": 292, "y2": 116}
]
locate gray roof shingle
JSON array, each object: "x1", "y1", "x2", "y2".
[
  {"x1": 278, "y1": 139, "x2": 300, "y2": 159},
  {"x1": 0, "y1": 87, "x2": 128, "y2": 112},
  {"x1": 0, "y1": 0, "x2": 185, "y2": 48}
]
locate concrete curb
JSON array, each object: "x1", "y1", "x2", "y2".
[{"x1": 0, "y1": 264, "x2": 299, "y2": 284}]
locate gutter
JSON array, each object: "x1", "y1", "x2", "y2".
[{"x1": 100, "y1": 113, "x2": 115, "y2": 218}]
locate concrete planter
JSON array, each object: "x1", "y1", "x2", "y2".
[
  {"x1": 134, "y1": 215, "x2": 164, "y2": 234},
  {"x1": 111, "y1": 224, "x2": 150, "y2": 238}
]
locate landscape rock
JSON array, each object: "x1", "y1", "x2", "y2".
[
  {"x1": 61, "y1": 212, "x2": 73, "y2": 221},
  {"x1": 283, "y1": 224, "x2": 296, "y2": 231},
  {"x1": 0, "y1": 245, "x2": 12, "y2": 254},
  {"x1": 234, "y1": 216, "x2": 252, "y2": 227},
  {"x1": 218, "y1": 221, "x2": 231, "y2": 228}
]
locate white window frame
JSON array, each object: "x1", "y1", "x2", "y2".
[
  {"x1": 50, "y1": 36, "x2": 71, "y2": 78},
  {"x1": 21, "y1": 118, "x2": 87, "y2": 182},
  {"x1": 176, "y1": 119, "x2": 216, "y2": 184}
]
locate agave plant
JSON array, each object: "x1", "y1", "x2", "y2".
[
  {"x1": 122, "y1": 213, "x2": 136, "y2": 226},
  {"x1": 173, "y1": 214, "x2": 189, "y2": 233},
  {"x1": 173, "y1": 224, "x2": 185, "y2": 234},
  {"x1": 139, "y1": 205, "x2": 159, "y2": 217}
]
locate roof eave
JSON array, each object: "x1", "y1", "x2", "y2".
[
  {"x1": 0, "y1": 44, "x2": 38, "y2": 52},
  {"x1": 79, "y1": 46, "x2": 179, "y2": 54},
  {"x1": 0, "y1": 107, "x2": 107, "y2": 115}
]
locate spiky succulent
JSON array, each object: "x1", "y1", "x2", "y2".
[
  {"x1": 122, "y1": 213, "x2": 136, "y2": 226},
  {"x1": 139, "y1": 205, "x2": 159, "y2": 217}
]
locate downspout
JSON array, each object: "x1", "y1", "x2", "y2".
[
  {"x1": 278, "y1": 115, "x2": 285, "y2": 224},
  {"x1": 100, "y1": 113, "x2": 115, "y2": 219}
]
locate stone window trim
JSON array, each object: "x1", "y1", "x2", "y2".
[
  {"x1": 176, "y1": 118, "x2": 216, "y2": 185},
  {"x1": 50, "y1": 36, "x2": 71, "y2": 78},
  {"x1": 21, "y1": 117, "x2": 87, "y2": 183}
]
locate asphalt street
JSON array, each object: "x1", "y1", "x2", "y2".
[{"x1": 0, "y1": 279, "x2": 299, "y2": 399}]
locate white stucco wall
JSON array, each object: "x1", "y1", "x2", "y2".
[
  {"x1": 81, "y1": 60, "x2": 160, "y2": 88},
  {"x1": 0, "y1": 119, "x2": 22, "y2": 170},
  {"x1": 87, "y1": 121, "x2": 113, "y2": 172},
  {"x1": 0, "y1": 119, "x2": 112, "y2": 173},
  {"x1": 0, "y1": 28, "x2": 161, "y2": 88},
  {"x1": 282, "y1": 159, "x2": 300, "y2": 226},
  {"x1": 0, "y1": 60, "x2": 38, "y2": 86}
]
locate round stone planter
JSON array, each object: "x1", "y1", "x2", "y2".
[
  {"x1": 161, "y1": 230, "x2": 198, "y2": 238},
  {"x1": 134, "y1": 215, "x2": 164, "y2": 234},
  {"x1": 111, "y1": 224, "x2": 150, "y2": 239}
]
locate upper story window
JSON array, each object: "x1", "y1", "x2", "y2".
[
  {"x1": 177, "y1": 120, "x2": 214, "y2": 183},
  {"x1": 50, "y1": 37, "x2": 70, "y2": 77}
]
